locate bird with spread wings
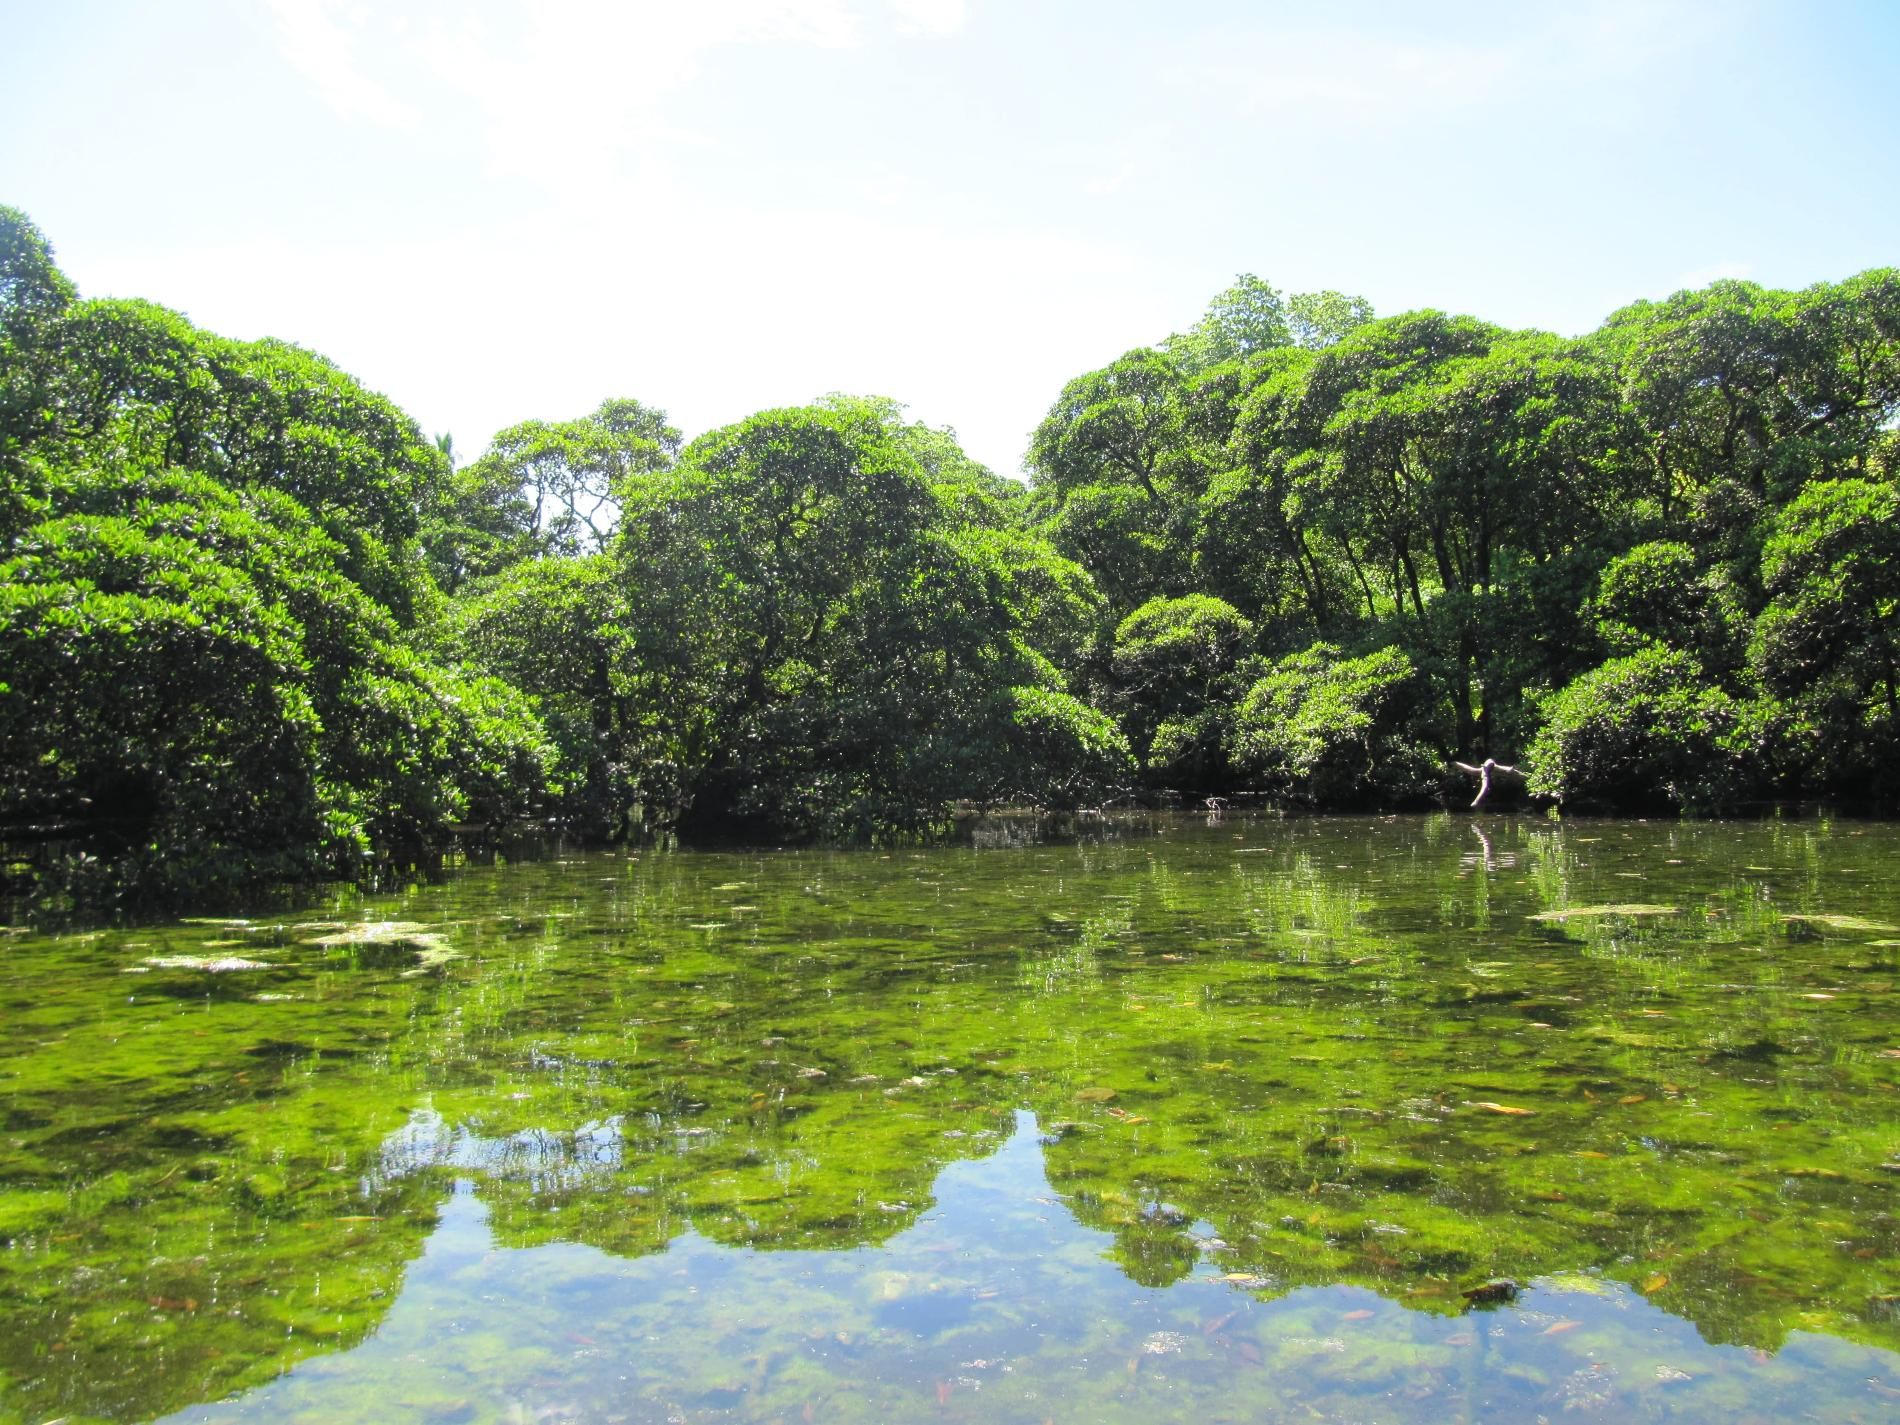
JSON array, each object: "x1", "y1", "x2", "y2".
[{"x1": 1453, "y1": 758, "x2": 1520, "y2": 807}]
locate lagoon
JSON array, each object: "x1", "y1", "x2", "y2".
[{"x1": 3, "y1": 814, "x2": 1898, "y2": 1423}]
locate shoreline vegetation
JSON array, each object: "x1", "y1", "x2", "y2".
[{"x1": 2, "y1": 205, "x2": 1897, "y2": 904}]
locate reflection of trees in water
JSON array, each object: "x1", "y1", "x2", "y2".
[{"x1": 3, "y1": 816, "x2": 1898, "y2": 1419}]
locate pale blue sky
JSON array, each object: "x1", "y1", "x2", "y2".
[{"x1": 4, "y1": 1, "x2": 1896, "y2": 475}]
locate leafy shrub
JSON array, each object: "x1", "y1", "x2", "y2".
[
  {"x1": 0, "y1": 467, "x2": 554, "y2": 898},
  {"x1": 1233, "y1": 643, "x2": 1443, "y2": 805},
  {"x1": 986, "y1": 684, "x2": 1133, "y2": 808},
  {"x1": 1588, "y1": 540, "x2": 1748, "y2": 671},
  {"x1": 1751, "y1": 478, "x2": 1900, "y2": 802},
  {"x1": 1110, "y1": 594, "x2": 1254, "y2": 783},
  {"x1": 1526, "y1": 645, "x2": 1772, "y2": 812}
]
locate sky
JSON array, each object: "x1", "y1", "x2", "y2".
[{"x1": 3, "y1": 0, "x2": 1897, "y2": 476}]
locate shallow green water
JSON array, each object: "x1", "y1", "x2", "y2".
[{"x1": 3, "y1": 813, "x2": 1899, "y2": 1424}]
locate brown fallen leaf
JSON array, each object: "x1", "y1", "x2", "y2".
[
  {"x1": 1641, "y1": 1273, "x2": 1669, "y2": 1294},
  {"x1": 1469, "y1": 1101, "x2": 1537, "y2": 1116}
]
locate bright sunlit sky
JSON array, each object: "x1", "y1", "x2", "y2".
[{"x1": 4, "y1": 1, "x2": 1897, "y2": 475}]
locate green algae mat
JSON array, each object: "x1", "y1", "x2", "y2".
[{"x1": 3, "y1": 813, "x2": 1900, "y2": 1423}]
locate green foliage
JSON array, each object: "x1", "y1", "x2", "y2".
[
  {"x1": 0, "y1": 204, "x2": 74, "y2": 346},
  {"x1": 419, "y1": 454, "x2": 538, "y2": 595},
  {"x1": 12, "y1": 294, "x2": 447, "y2": 620},
  {"x1": 981, "y1": 684, "x2": 1133, "y2": 808},
  {"x1": 1753, "y1": 477, "x2": 1900, "y2": 800},
  {"x1": 1525, "y1": 645, "x2": 1770, "y2": 812},
  {"x1": 1162, "y1": 273, "x2": 1376, "y2": 373},
  {"x1": 446, "y1": 554, "x2": 642, "y2": 837},
  {"x1": 1233, "y1": 643, "x2": 1443, "y2": 805},
  {"x1": 0, "y1": 467, "x2": 554, "y2": 898},
  {"x1": 434, "y1": 398, "x2": 680, "y2": 573},
  {"x1": 615, "y1": 400, "x2": 1116, "y2": 837},
  {"x1": 1162, "y1": 273, "x2": 1291, "y2": 371},
  {"x1": 1588, "y1": 540, "x2": 1748, "y2": 670},
  {"x1": 1286, "y1": 288, "x2": 1375, "y2": 348},
  {"x1": 7, "y1": 201, "x2": 1900, "y2": 900},
  {"x1": 1109, "y1": 594, "x2": 1254, "y2": 784}
]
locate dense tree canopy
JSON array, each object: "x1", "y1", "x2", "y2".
[{"x1": 2, "y1": 203, "x2": 1897, "y2": 900}]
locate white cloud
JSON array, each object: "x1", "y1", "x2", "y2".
[
  {"x1": 266, "y1": 0, "x2": 418, "y2": 127},
  {"x1": 888, "y1": 0, "x2": 967, "y2": 37},
  {"x1": 267, "y1": 0, "x2": 963, "y2": 189},
  {"x1": 1166, "y1": 1, "x2": 1700, "y2": 127}
]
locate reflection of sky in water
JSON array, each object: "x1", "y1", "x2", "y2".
[
  {"x1": 7, "y1": 815, "x2": 1900, "y2": 1424},
  {"x1": 373, "y1": 1109, "x2": 630, "y2": 1188},
  {"x1": 171, "y1": 1110, "x2": 1900, "y2": 1425}
]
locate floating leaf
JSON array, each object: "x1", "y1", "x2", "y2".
[
  {"x1": 1641, "y1": 1273, "x2": 1669, "y2": 1294},
  {"x1": 1530, "y1": 904, "x2": 1680, "y2": 922},
  {"x1": 144, "y1": 955, "x2": 271, "y2": 972},
  {"x1": 1782, "y1": 914, "x2": 1898, "y2": 933}
]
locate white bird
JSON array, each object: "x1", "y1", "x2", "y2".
[{"x1": 1453, "y1": 758, "x2": 1520, "y2": 807}]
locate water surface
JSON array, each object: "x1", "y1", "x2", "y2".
[{"x1": 3, "y1": 814, "x2": 1899, "y2": 1423}]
